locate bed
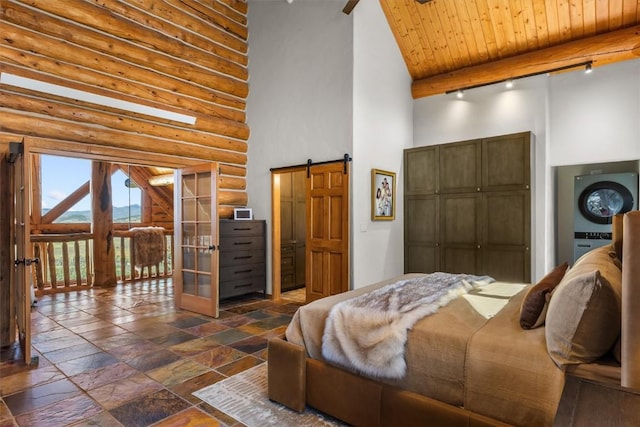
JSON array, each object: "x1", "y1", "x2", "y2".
[{"x1": 268, "y1": 211, "x2": 640, "y2": 426}]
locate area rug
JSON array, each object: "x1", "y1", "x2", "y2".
[{"x1": 193, "y1": 363, "x2": 346, "y2": 426}]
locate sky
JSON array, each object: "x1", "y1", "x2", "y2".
[{"x1": 41, "y1": 155, "x2": 142, "y2": 212}]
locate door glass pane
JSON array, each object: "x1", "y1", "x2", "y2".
[
  {"x1": 183, "y1": 271, "x2": 196, "y2": 295},
  {"x1": 182, "y1": 223, "x2": 195, "y2": 246},
  {"x1": 183, "y1": 174, "x2": 196, "y2": 196},
  {"x1": 198, "y1": 198, "x2": 211, "y2": 221},
  {"x1": 183, "y1": 248, "x2": 195, "y2": 270},
  {"x1": 183, "y1": 199, "x2": 196, "y2": 221},
  {"x1": 199, "y1": 223, "x2": 212, "y2": 246},
  {"x1": 198, "y1": 248, "x2": 211, "y2": 272},
  {"x1": 198, "y1": 172, "x2": 211, "y2": 196},
  {"x1": 198, "y1": 273, "x2": 211, "y2": 298}
]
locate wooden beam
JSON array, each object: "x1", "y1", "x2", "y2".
[
  {"x1": 411, "y1": 25, "x2": 640, "y2": 98},
  {"x1": 91, "y1": 161, "x2": 116, "y2": 287},
  {"x1": 0, "y1": 90, "x2": 250, "y2": 145},
  {"x1": 1, "y1": 112, "x2": 248, "y2": 165}
]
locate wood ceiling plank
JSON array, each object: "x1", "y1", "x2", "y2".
[
  {"x1": 531, "y1": 0, "x2": 551, "y2": 47},
  {"x1": 582, "y1": 0, "x2": 598, "y2": 35},
  {"x1": 460, "y1": 0, "x2": 492, "y2": 62},
  {"x1": 403, "y1": 1, "x2": 434, "y2": 74},
  {"x1": 544, "y1": 0, "x2": 562, "y2": 44},
  {"x1": 433, "y1": 0, "x2": 466, "y2": 68},
  {"x1": 568, "y1": 0, "x2": 585, "y2": 39},
  {"x1": 595, "y1": 0, "x2": 611, "y2": 32},
  {"x1": 485, "y1": 0, "x2": 514, "y2": 57},
  {"x1": 621, "y1": 0, "x2": 639, "y2": 26},
  {"x1": 504, "y1": 0, "x2": 529, "y2": 53},
  {"x1": 520, "y1": 0, "x2": 542, "y2": 50},
  {"x1": 556, "y1": 0, "x2": 573, "y2": 39},
  {"x1": 449, "y1": 0, "x2": 476, "y2": 65},
  {"x1": 609, "y1": 0, "x2": 625, "y2": 29},
  {"x1": 475, "y1": 0, "x2": 501, "y2": 59},
  {"x1": 424, "y1": 1, "x2": 457, "y2": 73}
]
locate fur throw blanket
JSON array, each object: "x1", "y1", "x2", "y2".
[
  {"x1": 321, "y1": 273, "x2": 493, "y2": 379},
  {"x1": 130, "y1": 227, "x2": 165, "y2": 267}
]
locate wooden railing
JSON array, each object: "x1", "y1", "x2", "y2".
[
  {"x1": 113, "y1": 230, "x2": 174, "y2": 282},
  {"x1": 31, "y1": 233, "x2": 93, "y2": 294},
  {"x1": 31, "y1": 230, "x2": 173, "y2": 294}
]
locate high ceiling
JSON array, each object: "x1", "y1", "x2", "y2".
[{"x1": 379, "y1": 0, "x2": 640, "y2": 98}]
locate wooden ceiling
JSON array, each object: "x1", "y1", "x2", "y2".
[{"x1": 379, "y1": 0, "x2": 640, "y2": 98}]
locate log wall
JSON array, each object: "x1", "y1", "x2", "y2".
[{"x1": 0, "y1": 0, "x2": 249, "y2": 217}]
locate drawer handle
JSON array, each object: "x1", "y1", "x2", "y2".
[
  {"x1": 234, "y1": 241, "x2": 251, "y2": 245},
  {"x1": 234, "y1": 283, "x2": 252, "y2": 288},
  {"x1": 234, "y1": 255, "x2": 253, "y2": 260},
  {"x1": 234, "y1": 269, "x2": 252, "y2": 274},
  {"x1": 233, "y1": 228, "x2": 252, "y2": 231}
]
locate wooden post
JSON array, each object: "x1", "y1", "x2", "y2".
[
  {"x1": 91, "y1": 161, "x2": 116, "y2": 287},
  {"x1": 0, "y1": 153, "x2": 16, "y2": 347}
]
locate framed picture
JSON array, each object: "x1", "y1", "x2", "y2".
[{"x1": 371, "y1": 168, "x2": 396, "y2": 221}]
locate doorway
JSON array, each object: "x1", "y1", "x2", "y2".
[{"x1": 279, "y1": 169, "x2": 307, "y2": 294}]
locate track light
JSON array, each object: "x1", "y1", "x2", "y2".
[
  {"x1": 456, "y1": 89, "x2": 464, "y2": 99},
  {"x1": 505, "y1": 79, "x2": 514, "y2": 89},
  {"x1": 585, "y1": 63, "x2": 593, "y2": 74}
]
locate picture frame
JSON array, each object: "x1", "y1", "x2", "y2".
[{"x1": 371, "y1": 168, "x2": 396, "y2": 221}]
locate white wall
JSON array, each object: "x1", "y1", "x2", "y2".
[
  {"x1": 549, "y1": 60, "x2": 640, "y2": 165},
  {"x1": 413, "y1": 59, "x2": 640, "y2": 280},
  {"x1": 246, "y1": 0, "x2": 353, "y2": 293},
  {"x1": 351, "y1": 1, "x2": 413, "y2": 288},
  {"x1": 247, "y1": 1, "x2": 412, "y2": 293}
]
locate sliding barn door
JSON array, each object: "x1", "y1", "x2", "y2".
[
  {"x1": 306, "y1": 162, "x2": 350, "y2": 302},
  {"x1": 174, "y1": 163, "x2": 219, "y2": 317}
]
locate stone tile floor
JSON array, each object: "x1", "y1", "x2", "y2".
[{"x1": 0, "y1": 280, "x2": 305, "y2": 426}]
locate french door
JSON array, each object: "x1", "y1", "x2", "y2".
[
  {"x1": 10, "y1": 143, "x2": 33, "y2": 364},
  {"x1": 174, "y1": 163, "x2": 219, "y2": 317}
]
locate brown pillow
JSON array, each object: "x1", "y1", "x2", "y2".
[
  {"x1": 545, "y1": 269, "x2": 620, "y2": 369},
  {"x1": 519, "y1": 262, "x2": 568, "y2": 329}
]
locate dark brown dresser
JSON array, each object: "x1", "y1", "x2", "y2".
[{"x1": 218, "y1": 219, "x2": 266, "y2": 299}]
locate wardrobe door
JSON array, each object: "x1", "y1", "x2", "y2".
[
  {"x1": 404, "y1": 146, "x2": 439, "y2": 273},
  {"x1": 482, "y1": 133, "x2": 531, "y2": 191},
  {"x1": 405, "y1": 195, "x2": 439, "y2": 273},
  {"x1": 439, "y1": 140, "x2": 481, "y2": 194},
  {"x1": 405, "y1": 146, "x2": 438, "y2": 195},
  {"x1": 440, "y1": 193, "x2": 481, "y2": 275},
  {"x1": 481, "y1": 190, "x2": 530, "y2": 282}
]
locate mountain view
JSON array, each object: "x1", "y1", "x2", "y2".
[{"x1": 45, "y1": 204, "x2": 141, "y2": 223}]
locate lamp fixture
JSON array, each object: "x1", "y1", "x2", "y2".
[
  {"x1": 0, "y1": 72, "x2": 197, "y2": 125},
  {"x1": 445, "y1": 61, "x2": 594, "y2": 97}
]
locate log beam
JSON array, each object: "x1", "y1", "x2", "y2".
[
  {"x1": 412, "y1": 25, "x2": 640, "y2": 99},
  {"x1": 1, "y1": 112, "x2": 248, "y2": 165},
  {"x1": 91, "y1": 161, "x2": 116, "y2": 287}
]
